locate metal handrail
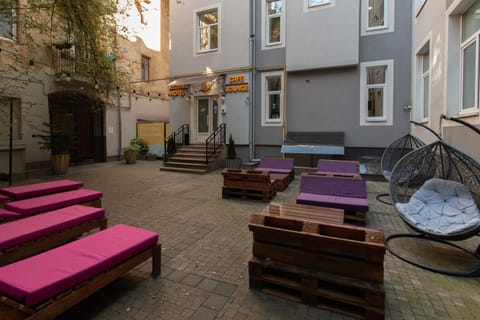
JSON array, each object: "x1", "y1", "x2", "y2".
[
  {"x1": 164, "y1": 124, "x2": 189, "y2": 161},
  {"x1": 205, "y1": 123, "x2": 226, "y2": 164}
]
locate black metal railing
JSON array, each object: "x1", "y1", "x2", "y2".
[
  {"x1": 164, "y1": 124, "x2": 189, "y2": 161},
  {"x1": 205, "y1": 123, "x2": 226, "y2": 164}
]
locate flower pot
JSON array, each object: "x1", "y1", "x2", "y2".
[
  {"x1": 225, "y1": 158, "x2": 242, "y2": 169},
  {"x1": 124, "y1": 150, "x2": 137, "y2": 164},
  {"x1": 51, "y1": 154, "x2": 70, "y2": 175}
]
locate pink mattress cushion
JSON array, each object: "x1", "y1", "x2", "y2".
[
  {"x1": 0, "y1": 205, "x2": 105, "y2": 251},
  {"x1": 0, "y1": 208, "x2": 22, "y2": 219},
  {"x1": 0, "y1": 224, "x2": 158, "y2": 307},
  {"x1": 297, "y1": 192, "x2": 369, "y2": 212},
  {"x1": 0, "y1": 194, "x2": 9, "y2": 202},
  {"x1": 4, "y1": 189, "x2": 102, "y2": 216},
  {"x1": 0, "y1": 180, "x2": 83, "y2": 200}
]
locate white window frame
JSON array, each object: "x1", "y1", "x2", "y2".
[
  {"x1": 360, "y1": 0, "x2": 395, "y2": 36},
  {"x1": 303, "y1": 0, "x2": 335, "y2": 12},
  {"x1": 194, "y1": 5, "x2": 220, "y2": 54},
  {"x1": 421, "y1": 52, "x2": 430, "y2": 120},
  {"x1": 261, "y1": 0, "x2": 285, "y2": 50},
  {"x1": 460, "y1": 31, "x2": 479, "y2": 114},
  {"x1": 445, "y1": 0, "x2": 480, "y2": 117},
  {"x1": 0, "y1": 1, "x2": 17, "y2": 41},
  {"x1": 261, "y1": 71, "x2": 284, "y2": 126},
  {"x1": 359, "y1": 60, "x2": 394, "y2": 126}
]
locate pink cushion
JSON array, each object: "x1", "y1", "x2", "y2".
[
  {"x1": 0, "y1": 208, "x2": 22, "y2": 219},
  {"x1": 0, "y1": 180, "x2": 83, "y2": 200},
  {"x1": 0, "y1": 194, "x2": 9, "y2": 202},
  {"x1": 0, "y1": 205, "x2": 105, "y2": 251},
  {"x1": 0, "y1": 224, "x2": 158, "y2": 306},
  {"x1": 4, "y1": 189, "x2": 102, "y2": 216}
]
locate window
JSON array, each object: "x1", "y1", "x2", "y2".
[
  {"x1": 421, "y1": 51, "x2": 430, "y2": 119},
  {"x1": 0, "y1": 0, "x2": 16, "y2": 41},
  {"x1": 308, "y1": 0, "x2": 330, "y2": 8},
  {"x1": 360, "y1": 60, "x2": 394, "y2": 126},
  {"x1": 368, "y1": 0, "x2": 386, "y2": 30},
  {"x1": 197, "y1": 8, "x2": 218, "y2": 52},
  {"x1": 261, "y1": 71, "x2": 284, "y2": 126},
  {"x1": 415, "y1": 0, "x2": 427, "y2": 16},
  {"x1": 361, "y1": 0, "x2": 394, "y2": 36},
  {"x1": 0, "y1": 97, "x2": 21, "y2": 141},
  {"x1": 262, "y1": 0, "x2": 285, "y2": 49},
  {"x1": 141, "y1": 55, "x2": 150, "y2": 81},
  {"x1": 460, "y1": 0, "x2": 480, "y2": 113}
]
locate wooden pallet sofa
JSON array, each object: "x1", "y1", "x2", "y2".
[
  {"x1": 248, "y1": 214, "x2": 385, "y2": 320},
  {"x1": 0, "y1": 205, "x2": 107, "y2": 266},
  {"x1": 0, "y1": 224, "x2": 161, "y2": 320},
  {"x1": 296, "y1": 174, "x2": 368, "y2": 225},
  {"x1": 0, "y1": 189, "x2": 103, "y2": 222},
  {"x1": 255, "y1": 157, "x2": 295, "y2": 190},
  {"x1": 222, "y1": 169, "x2": 277, "y2": 201},
  {"x1": 316, "y1": 159, "x2": 360, "y2": 177}
]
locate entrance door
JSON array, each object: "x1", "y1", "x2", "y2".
[{"x1": 196, "y1": 96, "x2": 219, "y2": 142}]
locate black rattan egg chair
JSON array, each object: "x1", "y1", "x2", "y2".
[
  {"x1": 376, "y1": 121, "x2": 439, "y2": 205},
  {"x1": 387, "y1": 115, "x2": 480, "y2": 276}
]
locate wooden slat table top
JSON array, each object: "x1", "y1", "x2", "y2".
[{"x1": 260, "y1": 202, "x2": 344, "y2": 225}]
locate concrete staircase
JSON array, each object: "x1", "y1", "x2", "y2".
[{"x1": 160, "y1": 143, "x2": 225, "y2": 174}]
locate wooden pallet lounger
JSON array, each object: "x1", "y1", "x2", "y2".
[
  {"x1": 255, "y1": 157, "x2": 295, "y2": 183},
  {"x1": 0, "y1": 224, "x2": 161, "y2": 320},
  {"x1": 0, "y1": 180, "x2": 83, "y2": 201},
  {"x1": 0, "y1": 205, "x2": 107, "y2": 266},
  {"x1": 1, "y1": 189, "x2": 102, "y2": 221}
]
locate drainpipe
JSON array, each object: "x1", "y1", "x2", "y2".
[{"x1": 249, "y1": 0, "x2": 256, "y2": 161}]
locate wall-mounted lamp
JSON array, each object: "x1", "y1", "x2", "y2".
[{"x1": 403, "y1": 105, "x2": 412, "y2": 112}]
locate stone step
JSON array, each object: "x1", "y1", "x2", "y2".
[
  {"x1": 163, "y1": 161, "x2": 210, "y2": 169},
  {"x1": 159, "y1": 166, "x2": 207, "y2": 174}
]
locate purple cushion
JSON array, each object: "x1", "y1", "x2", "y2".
[
  {"x1": 4, "y1": 189, "x2": 102, "y2": 216},
  {"x1": 256, "y1": 167, "x2": 292, "y2": 174},
  {"x1": 0, "y1": 208, "x2": 22, "y2": 219},
  {"x1": 0, "y1": 224, "x2": 158, "y2": 306},
  {"x1": 0, "y1": 205, "x2": 105, "y2": 251},
  {"x1": 297, "y1": 193, "x2": 369, "y2": 211},
  {"x1": 316, "y1": 160, "x2": 359, "y2": 175},
  {"x1": 299, "y1": 175, "x2": 366, "y2": 199},
  {"x1": 0, "y1": 180, "x2": 83, "y2": 200},
  {"x1": 258, "y1": 157, "x2": 294, "y2": 171}
]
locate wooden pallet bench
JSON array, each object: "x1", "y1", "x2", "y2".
[
  {"x1": 248, "y1": 214, "x2": 385, "y2": 319},
  {"x1": 249, "y1": 257, "x2": 384, "y2": 320},
  {"x1": 296, "y1": 174, "x2": 368, "y2": 226},
  {"x1": 316, "y1": 159, "x2": 360, "y2": 176},
  {"x1": 222, "y1": 169, "x2": 276, "y2": 202},
  {"x1": 0, "y1": 224, "x2": 160, "y2": 320},
  {"x1": 255, "y1": 157, "x2": 295, "y2": 184},
  {"x1": 0, "y1": 205, "x2": 107, "y2": 266}
]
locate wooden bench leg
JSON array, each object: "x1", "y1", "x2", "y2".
[{"x1": 152, "y1": 244, "x2": 161, "y2": 277}]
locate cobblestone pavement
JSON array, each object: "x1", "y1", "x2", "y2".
[{"x1": 2, "y1": 160, "x2": 480, "y2": 319}]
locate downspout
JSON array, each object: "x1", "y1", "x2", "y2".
[{"x1": 249, "y1": 0, "x2": 256, "y2": 160}]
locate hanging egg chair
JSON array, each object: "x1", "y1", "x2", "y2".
[
  {"x1": 376, "y1": 121, "x2": 439, "y2": 205},
  {"x1": 387, "y1": 115, "x2": 480, "y2": 276}
]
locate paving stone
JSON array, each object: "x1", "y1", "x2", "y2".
[
  {"x1": 197, "y1": 278, "x2": 220, "y2": 292},
  {"x1": 214, "y1": 282, "x2": 237, "y2": 297},
  {"x1": 202, "y1": 293, "x2": 229, "y2": 310},
  {"x1": 190, "y1": 306, "x2": 218, "y2": 320},
  {"x1": 181, "y1": 273, "x2": 204, "y2": 287}
]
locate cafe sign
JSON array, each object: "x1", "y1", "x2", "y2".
[
  {"x1": 225, "y1": 75, "x2": 249, "y2": 93},
  {"x1": 169, "y1": 84, "x2": 187, "y2": 97}
]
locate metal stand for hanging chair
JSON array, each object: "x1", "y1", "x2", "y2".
[
  {"x1": 387, "y1": 115, "x2": 480, "y2": 276},
  {"x1": 376, "y1": 121, "x2": 438, "y2": 205}
]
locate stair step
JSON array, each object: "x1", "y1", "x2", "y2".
[
  {"x1": 160, "y1": 166, "x2": 207, "y2": 174},
  {"x1": 168, "y1": 157, "x2": 213, "y2": 163},
  {"x1": 163, "y1": 161, "x2": 210, "y2": 169}
]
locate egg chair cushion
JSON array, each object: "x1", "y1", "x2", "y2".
[{"x1": 396, "y1": 178, "x2": 480, "y2": 235}]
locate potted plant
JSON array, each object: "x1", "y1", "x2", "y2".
[
  {"x1": 36, "y1": 119, "x2": 77, "y2": 175},
  {"x1": 130, "y1": 138, "x2": 149, "y2": 160},
  {"x1": 225, "y1": 134, "x2": 242, "y2": 168},
  {"x1": 122, "y1": 144, "x2": 140, "y2": 164}
]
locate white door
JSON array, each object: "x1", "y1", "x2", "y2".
[{"x1": 196, "y1": 96, "x2": 219, "y2": 142}]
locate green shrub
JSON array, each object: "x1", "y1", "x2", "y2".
[{"x1": 130, "y1": 138, "x2": 149, "y2": 154}]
